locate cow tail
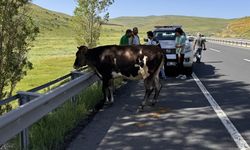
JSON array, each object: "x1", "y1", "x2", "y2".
[{"x1": 151, "y1": 54, "x2": 164, "y2": 79}]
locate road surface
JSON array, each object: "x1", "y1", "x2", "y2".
[{"x1": 67, "y1": 42, "x2": 250, "y2": 150}]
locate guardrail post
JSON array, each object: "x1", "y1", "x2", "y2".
[
  {"x1": 71, "y1": 71, "x2": 85, "y2": 102},
  {"x1": 18, "y1": 94, "x2": 29, "y2": 150},
  {"x1": 18, "y1": 92, "x2": 42, "y2": 150}
]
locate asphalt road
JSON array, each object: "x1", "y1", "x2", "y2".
[{"x1": 68, "y1": 42, "x2": 250, "y2": 150}]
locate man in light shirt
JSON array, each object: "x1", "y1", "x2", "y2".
[
  {"x1": 193, "y1": 33, "x2": 206, "y2": 63},
  {"x1": 132, "y1": 27, "x2": 140, "y2": 45}
]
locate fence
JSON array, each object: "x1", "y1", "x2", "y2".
[
  {"x1": 206, "y1": 37, "x2": 250, "y2": 48},
  {"x1": 0, "y1": 68, "x2": 99, "y2": 150}
]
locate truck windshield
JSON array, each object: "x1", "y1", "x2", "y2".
[{"x1": 154, "y1": 31, "x2": 176, "y2": 40}]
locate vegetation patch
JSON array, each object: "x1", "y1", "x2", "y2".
[{"x1": 28, "y1": 83, "x2": 103, "y2": 150}]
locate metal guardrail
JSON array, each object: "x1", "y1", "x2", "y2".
[
  {"x1": 0, "y1": 68, "x2": 98, "y2": 149},
  {"x1": 0, "y1": 67, "x2": 88, "y2": 106},
  {"x1": 206, "y1": 37, "x2": 250, "y2": 48}
]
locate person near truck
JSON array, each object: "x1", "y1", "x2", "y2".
[
  {"x1": 193, "y1": 33, "x2": 206, "y2": 63},
  {"x1": 175, "y1": 28, "x2": 187, "y2": 80},
  {"x1": 120, "y1": 29, "x2": 133, "y2": 45},
  {"x1": 132, "y1": 27, "x2": 140, "y2": 45}
]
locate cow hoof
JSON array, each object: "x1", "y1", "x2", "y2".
[
  {"x1": 151, "y1": 102, "x2": 156, "y2": 106},
  {"x1": 136, "y1": 108, "x2": 143, "y2": 113},
  {"x1": 137, "y1": 105, "x2": 144, "y2": 112}
]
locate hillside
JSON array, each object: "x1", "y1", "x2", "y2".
[
  {"x1": 28, "y1": 4, "x2": 73, "y2": 36},
  {"x1": 109, "y1": 15, "x2": 231, "y2": 36},
  {"x1": 220, "y1": 17, "x2": 250, "y2": 39},
  {"x1": 14, "y1": 4, "x2": 77, "y2": 91},
  {"x1": 26, "y1": 4, "x2": 76, "y2": 60}
]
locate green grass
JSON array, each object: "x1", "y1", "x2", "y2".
[
  {"x1": 5, "y1": 83, "x2": 103, "y2": 150},
  {"x1": 29, "y1": 83, "x2": 103, "y2": 150}
]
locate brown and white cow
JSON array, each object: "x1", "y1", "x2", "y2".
[{"x1": 73, "y1": 45, "x2": 164, "y2": 110}]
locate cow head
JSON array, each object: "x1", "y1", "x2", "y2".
[{"x1": 73, "y1": 46, "x2": 88, "y2": 69}]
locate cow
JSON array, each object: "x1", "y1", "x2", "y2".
[{"x1": 73, "y1": 45, "x2": 164, "y2": 110}]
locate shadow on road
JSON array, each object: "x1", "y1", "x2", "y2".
[{"x1": 69, "y1": 62, "x2": 250, "y2": 150}]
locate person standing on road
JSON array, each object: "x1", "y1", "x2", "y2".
[
  {"x1": 132, "y1": 27, "x2": 140, "y2": 45},
  {"x1": 193, "y1": 33, "x2": 206, "y2": 63},
  {"x1": 120, "y1": 29, "x2": 133, "y2": 45},
  {"x1": 146, "y1": 31, "x2": 167, "y2": 79},
  {"x1": 175, "y1": 28, "x2": 187, "y2": 80},
  {"x1": 145, "y1": 31, "x2": 158, "y2": 45}
]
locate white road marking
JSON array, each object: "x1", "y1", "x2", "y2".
[
  {"x1": 243, "y1": 59, "x2": 250, "y2": 62},
  {"x1": 209, "y1": 48, "x2": 221, "y2": 53},
  {"x1": 192, "y1": 73, "x2": 250, "y2": 150}
]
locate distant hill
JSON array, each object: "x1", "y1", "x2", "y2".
[
  {"x1": 109, "y1": 15, "x2": 231, "y2": 36},
  {"x1": 220, "y1": 17, "x2": 250, "y2": 39},
  {"x1": 27, "y1": 4, "x2": 74, "y2": 37},
  {"x1": 28, "y1": 3, "x2": 250, "y2": 39}
]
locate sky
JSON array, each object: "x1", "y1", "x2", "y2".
[{"x1": 32, "y1": 0, "x2": 250, "y2": 19}]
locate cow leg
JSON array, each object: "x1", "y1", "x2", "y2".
[
  {"x1": 108, "y1": 79, "x2": 114, "y2": 104},
  {"x1": 102, "y1": 79, "x2": 110, "y2": 104},
  {"x1": 152, "y1": 58, "x2": 164, "y2": 105},
  {"x1": 153, "y1": 76, "x2": 162, "y2": 105},
  {"x1": 139, "y1": 78, "x2": 154, "y2": 110}
]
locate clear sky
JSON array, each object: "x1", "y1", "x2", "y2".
[{"x1": 32, "y1": 0, "x2": 250, "y2": 19}]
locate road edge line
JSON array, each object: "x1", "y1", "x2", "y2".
[
  {"x1": 243, "y1": 59, "x2": 250, "y2": 62},
  {"x1": 209, "y1": 48, "x2": 221, "y2": 53},
  {"x1": 192, "y1": 73, "x2": 250, "y2": 150}
]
